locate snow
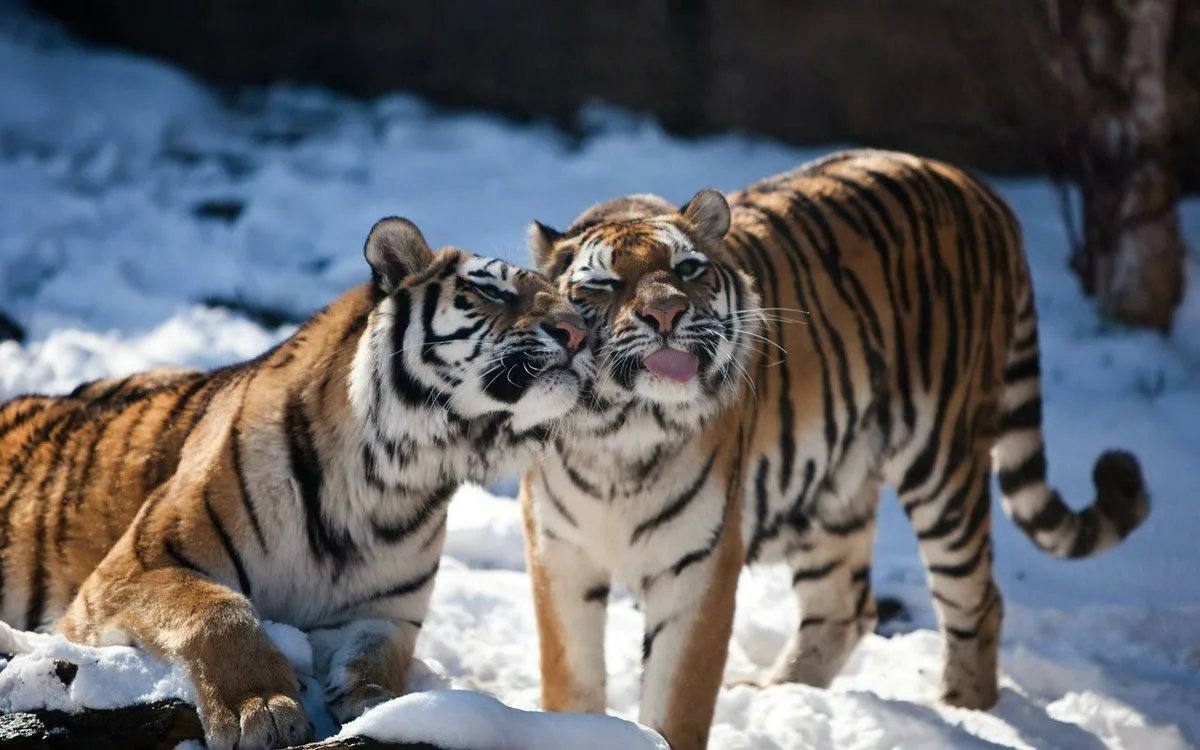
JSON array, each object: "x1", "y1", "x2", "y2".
[
  {"x1": 0, "y1": 620, "x2": 194, "y2": 713},
  {"x1": 0, "y1": 3, "x2": 1198, "y2": 749},
  {"x1": 339, "y1": 690, "x2": 668, "y2": 750}
]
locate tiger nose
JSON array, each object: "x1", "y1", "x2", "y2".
[
  {"x1": 638, "y1": 302, "x2": 687, "y2": 334},
  {"x1": 542, "y1": 320, "x2": 587, "y2": 351}
]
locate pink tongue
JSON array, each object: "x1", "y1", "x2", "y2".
[{"x1": 643, "y1": 348, "x2": 700, "y2": 383}]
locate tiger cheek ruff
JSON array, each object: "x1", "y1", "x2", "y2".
[
  {"x1": 0, "y1": 216, "x2": 594, "y2": 750},
  {"x1": 519, "y1": 150, "x2": 1149, "y2": 750}
]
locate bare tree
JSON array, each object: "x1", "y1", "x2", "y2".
[{"x1": 1046, "y1": 0, "x2": 1193, "y2": 331}]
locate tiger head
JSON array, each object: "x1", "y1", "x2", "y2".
[
  {"x1": 358, "y1": 217, "x2": 595, "y2": 435},
  {"x1": 527, "y1": 190, "x2": 760, "y2": 425}
]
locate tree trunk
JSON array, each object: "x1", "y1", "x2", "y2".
[{"x1": 1046, "y1": 0, "x2": 1190, "y2": 331}]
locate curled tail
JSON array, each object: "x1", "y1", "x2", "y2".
[{"x1": 991, "y1": 281, "x2": 1150, "y2": 558}]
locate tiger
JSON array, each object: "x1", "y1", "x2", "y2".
[
  {"x1": 0, "y1": 216, "x2": 594, "y2": 750},
  {"x1": 518, "y1": 150, "x2": 1150, "y2": 749}
]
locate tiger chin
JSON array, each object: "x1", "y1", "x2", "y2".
[
  {"x1": 0, "y1": 217, "x2": 594, "y2": 750},
  {"x1": 518, "y1": 150, "x2": 1149, "y2": 750}
]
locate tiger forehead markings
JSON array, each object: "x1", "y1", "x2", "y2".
[
  {"x1": 0, "y1": 217, "x2": 593, "y2": 750},
  {"x1": 520, "y1": 150, "x2": 1149, "y2": 750}
]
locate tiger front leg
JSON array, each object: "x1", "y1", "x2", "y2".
[
  {"x1": 522, "y1": 492, "x2": 611, "y2": 714},
  {"x1": 59, "y1": 563, "x2": 310, "y2": 750},
  {"x1": 310, "y1": 619, "x2": 419, "y2": 723},
  {"x1": 638, "y1": 503, "x2": 742, "y2": 750}
]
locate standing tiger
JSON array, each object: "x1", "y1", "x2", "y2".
[
  {"x1": 0, "y1": 217, "x2": 594, "y2": 750},
  {"x1": 519, "y1": 150, "x2": 1149, "y2": 749}
]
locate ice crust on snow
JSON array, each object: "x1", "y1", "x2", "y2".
[{"x1": 0, "y1": 4, "x2": 1198, "y2": 749}]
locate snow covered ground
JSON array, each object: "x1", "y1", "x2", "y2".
[{"x1": 1, "y1": 4, "x2": 1198, "y2": 748}]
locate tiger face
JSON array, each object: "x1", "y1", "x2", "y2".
[
  {"x1": 359, "y1": 218, "x2": 595, "y2": 435},
  {"x1": 528, "y1": 191, "x2": 759, "y2": 421}
]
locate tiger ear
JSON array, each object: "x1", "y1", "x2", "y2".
[
  {"x1": 526, "y1": 220, "x2": 573, "y2": 279},
  {"x1": 680, "y1": 189, "x2": 730, "y2": 246},
  {"x1": 364, "y1": 217, "x2": 435, "y2": 293}
]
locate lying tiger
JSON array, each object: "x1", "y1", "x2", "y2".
[
  {"x1": 0, "y1": 217, "x2": 593, "y2": 750},
  {"x1": 520, "y1": 150, "x2": 1149, "y2": 749}
]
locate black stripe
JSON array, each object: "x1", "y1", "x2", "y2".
[
  {"x1": 26, "y1": 409, "x2": 88, "y2": 630},
  {"x1": 562, "y1": 461, "x2": 602, "y2": 499},
  {"x1": 583, "y1": 584, "x2": 610, "y2": 603},
  {"x1": 230, "y1": 421, "x2": 268, "y2": 554},
  {"x1": 745, "y1": 457, "x2": 771, "y2": 564},
  {"x1": 1014, "y1": 489, "x2": 1069, "y2": 535},
  {"x1": 928, "y1": 538, "x2": 989, "y2": 579},
  {"x1": 0, "y1": 416, "x2": 59, "y2": 614},
  {"x1": 998, "y1": 450, "x2": 1047, "y2": 496},
  {"x1": 419, "y1": 512, "x2": 449, "y2": 550},
  {"x1": 0, "y1": 401, "x2": 48, "y2": 443},
  {"x1": 732, "y1": 217, "x2": 798, "y2": 497},
  {"x1": 204, "y1": 489, "x2": 252, "y2": 597},
  {"x1": 541, "y1": 473, "x2": 579, "y2": 528},
  {"x1": 1002, "y1": 399, "x2": 1042, "y2": 433},
  {"x1": 947, "y1": 479, "x2": 992, "y2": 553},
  {"x1": 388, "y1": 290, "x2": 448, "y2": 408},
  {"x1": 111, "y1": 398, "x2": 152, "y2": 500},
  {"x1": 791, "y1": 559, "x2": 841, "y2": 585},
  {"x1": 1004, "y1": 355, "x2": 1039, "y2": 383},
  {"x1": 751, "y1": 207, "x2": 848, "y2": 466},
  {"x1": 834, "y1": 174, "x2": 918, "y2": 432},
  {"x1": 1012, "y1": 324, "x2": 1037, "y2": 352},
  {"x1": 141, "y1": 376, "x2": 208, "y2": 488},
  {"x1": 1066, "y1": 510, "x2": 1101, "y2": 558},
  {"x1": 758, "y1": 206, "x2": 857, "y2": 470},
  {"x1": 372, "y1": 484, "x2": 455, "y2": 543},
  {"x1": 642, "y1": 619, "x2": 668, "y2": 664},
  {"x1": 26, "y1": 466, "x2": 57, "y2": 630},
  {"x1": 630, "y1": 452, "x2": 716, "y2": 544},
  {"x1": 852, "y1": 566, "x2": 872, "y2": 616},
  {"x1": 668, "y1": 508, "x2": 728, "y2": 578},
  {"x1": 341, "y1": 560, "x2": 441, "y2": 612},
  {"x1": 362, "y1": 443, "x2": 387, "y2": 490},
  {"x1": 54, "y1": 414, "x2": 107, "y2": 552},
  {"x1": 163, "y1": 523, "x2": 211, "y2": 579},
  {"x1": 285, "y1": 392, "x2": 357, "y2": 567}
]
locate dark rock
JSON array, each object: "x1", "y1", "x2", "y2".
[
  {"x1": 201, "y1": 295, "x2": 305, "y2": 328},
  {"x1": 0, "y1": 699, "x2": 481, "y2": 749},
  {"x1": 0, "y1": 699, "x2": 202, "y2": 750},
  {"x1": 0, "y1": 312, "x2": 23, "y2": 344},
  {"x1": 51, "y1": 660, "x2": 77, "y2": 688},
  {"x1": 875, "y1": 596, "x2": 910, "y2": 631},
  {"x1": 192, "y1": 198, "x2": 245, "y2": 223}
]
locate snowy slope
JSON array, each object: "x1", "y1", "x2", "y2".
[{"x1": 0, "y1": 5, "x2": 1198, "y2": 749}]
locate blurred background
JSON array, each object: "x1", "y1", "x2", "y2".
[
  {"x1": 0, "y1": 2, "x2": 1198, "y2": 748},
  {"x1": 29, "y1": 0, "x2": 1200, "y2": 332}
]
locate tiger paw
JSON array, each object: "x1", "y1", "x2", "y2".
[
  {"x1": 326, "y1": 681, "x2": 399, "y2": 724},
  {"x1": 200, "y1": 690, "x2": 311, "y2": 750},
  {"x1": 940, "y1": 680, "x2": 999, "y2": 711}
]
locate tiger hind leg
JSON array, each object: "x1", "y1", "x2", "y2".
[
  {"x1": 901, "y1": 453, "x2": 1002, "y2": 709},
  {"x1": 765, "y1": 483, "x2": 880, "y2": 687}
]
